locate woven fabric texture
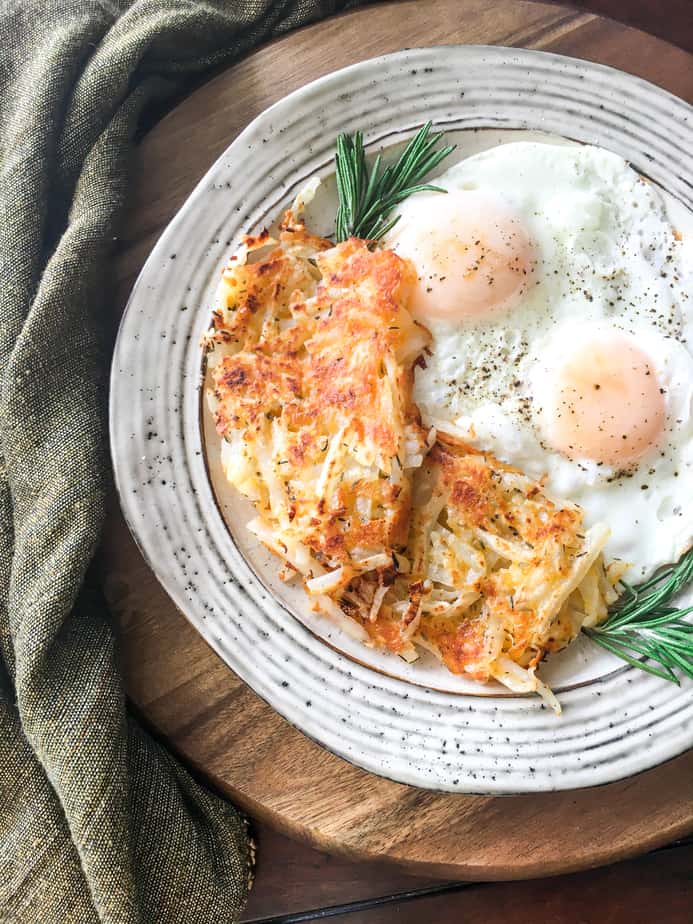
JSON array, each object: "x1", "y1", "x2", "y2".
[{"x1": 0, "y1": 2, "x2": 361, "y2": 921}]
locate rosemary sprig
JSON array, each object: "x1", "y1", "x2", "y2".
[
  {"x1": 334, "y1": 122, "x2": 455, "y2": 242},
  {"x1": 585, "y1": 548, "x2": 693, "y2": 683}
]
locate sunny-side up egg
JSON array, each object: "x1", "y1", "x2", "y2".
[{"x1": 385, "y1": 141, "x2": 693, "y2": 580}]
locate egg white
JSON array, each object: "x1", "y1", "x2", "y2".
[{"x1": 397, "y1": 141, "x2": 693, "y2": 579}]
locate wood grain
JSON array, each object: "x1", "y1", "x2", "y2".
[
  {"x1": 239, "y1": 830, "x2": 693, "y2": 921},
  {"x1": 294, "y1": 844, "x2": 693, "y2": 924},
  {"x1": 239, "y1": 823, "x2": 692, "y2": 922},
  {"x1": 554, "y1": 0, "x2": 693, "y2": 53},
  {"x1": 239, "y1": 821, "x2": 435, "y2": 921},
  {"x1": 106, "y1": 0, "x2": 693, "y2": 882}
]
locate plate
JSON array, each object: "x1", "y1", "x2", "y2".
[{"x1": 111, "y1": 45, "x2": 693, "y2": 793}]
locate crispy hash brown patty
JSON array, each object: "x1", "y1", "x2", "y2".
[
  {"x1": 205, "y1": 212, "x2": 431, "y2": 638},
  {"x1": 405, "y1": 438, "x2": 625, "y2": 708},
  {"x1": 204, "y1": 213, "x2": 622, "y2": 710}
]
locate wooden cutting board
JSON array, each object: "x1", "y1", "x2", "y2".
[{"x1": 105, "y1": 0, "x2": 693, "y2": 880}]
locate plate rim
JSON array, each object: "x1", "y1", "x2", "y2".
[{"x1": 110, "y1": 43, "x2": 693, "y2": 794}]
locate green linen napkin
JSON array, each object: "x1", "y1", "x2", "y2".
[{"x1": 0, "y1": 2, "x2": 363, "y2": 921}]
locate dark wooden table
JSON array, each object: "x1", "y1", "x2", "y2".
[
  {"x1": 239, "y1": 826, "x2": 692, "y2": 922},
  {"x1": 107, "y1": 2, "x2": 693, "y2": 921}
]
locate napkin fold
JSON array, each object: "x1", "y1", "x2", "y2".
[{"x1": 0, "y1": 2, "x2": 360, "y2": 921}]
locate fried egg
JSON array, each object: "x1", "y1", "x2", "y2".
[{"x1": 386, "y1": 141, "x2": 693, "y2": 579}]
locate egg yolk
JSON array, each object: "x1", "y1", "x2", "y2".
[
  {"x1": 389, "y1": 189, "x2": 534, "y2": 321},
  {"x1": 543, "y1": 335, "x2": 665, "y2": 466}
]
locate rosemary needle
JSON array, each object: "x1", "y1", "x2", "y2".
[
  {"x1": 585, "y1": 548, "x2": 693, "y2": 683},
  {"x1": 334, "y1": 122, "x2": 455, "y2": 242}
]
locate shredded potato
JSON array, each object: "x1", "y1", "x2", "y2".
[
  {"x1": 205, "y1": 214, "x2": 622, "y2": 712},
  {"x1": 206, "y1": 211, "x2": 430, "y2": 661},
  {"x1": 400, "y1": 437, "x2": 618, "y2": 712}
]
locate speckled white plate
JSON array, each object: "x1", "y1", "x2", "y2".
[{"x1": 111, "y1": 45, "x2": 693, "y2": 793}]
